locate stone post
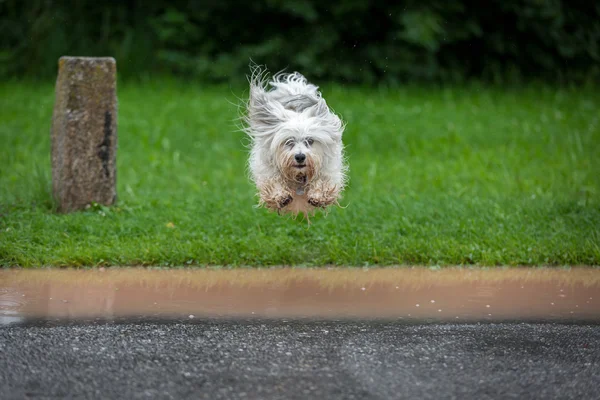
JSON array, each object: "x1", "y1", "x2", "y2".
[{"x1": 51, "y1": 56, "x2": 118, "y2": 213}]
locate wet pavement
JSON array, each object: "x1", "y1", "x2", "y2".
[
  {"x1": 2, "y1": 319, "x2": 600, "y2": 400},
  {"x1": 1, "y1": 267, "x2": 599, "y2": 323},
  {"x1": 1, "y1": 267, "x2": 600, "y2": 399}
]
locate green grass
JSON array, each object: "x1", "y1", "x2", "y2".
[{"x1": 1, "y1": 79, "x2": 599, "y2": 267}]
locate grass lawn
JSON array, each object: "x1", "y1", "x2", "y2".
[{"x1": 0, "y1": 79, "x2": 599, "y2": 267}]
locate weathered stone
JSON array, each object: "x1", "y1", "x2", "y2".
[{"x1": 51, "y1": 56, "x2": 117, "y2": 212}]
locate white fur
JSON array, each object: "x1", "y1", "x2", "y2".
[{"x1": 242, "y1": 66, "x2": 347, "y2": 218}]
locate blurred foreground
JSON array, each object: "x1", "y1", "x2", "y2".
[{"x1": 2, "y1": 267, "x2": 599, "y2": 323}]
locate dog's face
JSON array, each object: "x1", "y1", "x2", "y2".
[{"x1": 273, "y1": 126, "x2": 323, "y2": 184}]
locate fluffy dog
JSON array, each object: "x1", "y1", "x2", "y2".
[
  {"x1": 242, "y1": 66, "x2": 347, "y2": 218},
  {"x1": 243, "y1": 67, "x2": 347, "y2": 217}
]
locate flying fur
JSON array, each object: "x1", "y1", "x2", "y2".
[{"x1": 242, "y1": 65, "x2": 347, "y2": 219}]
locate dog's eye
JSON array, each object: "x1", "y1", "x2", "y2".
[
  {"x1": 285, "y1": 139, "x2": 295, "y2": 147},
  {"x1": 304, "y1": 138, "x2": 314, "y2": 146}
]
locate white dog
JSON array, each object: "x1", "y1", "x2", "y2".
[{"x1": 242, "y1": 66, "x2": 347, "y2": 218}]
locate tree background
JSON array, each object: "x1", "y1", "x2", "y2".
[{"x1": 1, "y1": 0, "x2": 599, "y2": 84}]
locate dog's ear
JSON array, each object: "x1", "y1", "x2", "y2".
[
  {"x1": 246, "y1": 86, "x2": 287, "y2": 138},
  {"x1": 309, "y1": 99, "x2": 344, "y2": 143},
  {"x1": 307, "y1": 98, "x2": 329, "y2": 118}
]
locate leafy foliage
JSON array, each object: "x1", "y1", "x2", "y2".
[{"x1": 1, "y1": 0, "x2": 599, "y2": 83}]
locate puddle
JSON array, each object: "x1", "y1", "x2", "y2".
[{"x1": 1, "y1": 267, "x2": 599, "y2": 324}]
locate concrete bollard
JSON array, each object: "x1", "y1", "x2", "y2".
[{"x1": 50, "y1": 56, "x2": 118, "y2": 213}]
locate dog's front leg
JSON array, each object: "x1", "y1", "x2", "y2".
[
  {"x1": 258, "y1": 179, "x2": 294, "y2": 211},
  {"x1": 307, "y1": 179, "x2": 340, "y2": 209}
]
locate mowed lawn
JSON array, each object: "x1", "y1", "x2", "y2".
[{"x1": 0, "y1": 79, "x2": 599, "y2": 267}]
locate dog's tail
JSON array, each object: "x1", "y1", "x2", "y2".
[
  {"x1": 249, "y1": 64, "x2": 322, "y2": 110},
  {"x1": 269, "y1": 71, "x2": 322, "y2": 112}
]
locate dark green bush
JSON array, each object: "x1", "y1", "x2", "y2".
[{"x1": 1, "y1": 0, "x2": 598, "y2": 83}]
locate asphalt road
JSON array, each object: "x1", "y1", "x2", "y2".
[{"x1": 1, "y1": 319, "x2": 599, "y2": 399}]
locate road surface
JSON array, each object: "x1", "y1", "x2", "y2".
[{"x1": 1, "y1": 318, "x2": 599, "y2": 399}]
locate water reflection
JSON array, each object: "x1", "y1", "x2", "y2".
[{"x1": 1, "y1": 267, "x2": 599, "y2": 324}]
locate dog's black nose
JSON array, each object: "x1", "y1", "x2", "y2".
[{"x1": 295, "y1": 153, "x2": 306, "y2": 163}]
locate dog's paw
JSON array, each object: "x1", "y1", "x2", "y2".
[
  {"x1": 259, "y1": 183, "x2": 294, "y2": 211},
  {"x1": 262, "y1": 194, "x2": 293, "y2": 211},
  {"x1": 307, "y1": 181, "x2": 339, "y2": 209},
  {"x1": 277, "y1": 194, "x2": 293, "y2": 209},
  {"x1": 308, "y1": 196, "x2": 338, "y2": 209},
  {"x1": 307, "y1": 198, "x2": 325, "y2": 208}
]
